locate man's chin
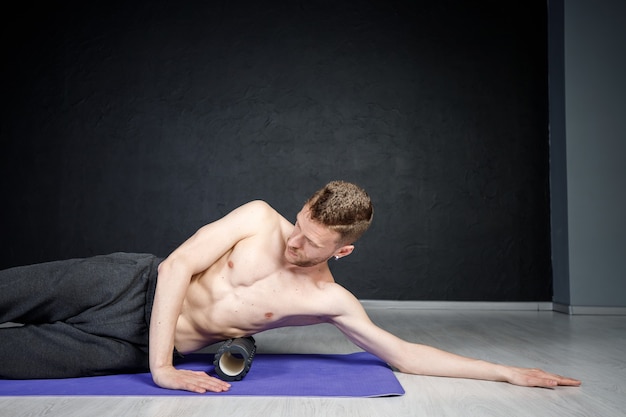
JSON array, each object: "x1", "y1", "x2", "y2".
[
  {"x1": 289, "y1": 258, "x2": 309, "y2": 267},
  {"x1": 285, "y1": 252, "x2": 313, "y2": 268},
  {"x1": 292, "y1": 257, "x2": 323, "y2": 268}
]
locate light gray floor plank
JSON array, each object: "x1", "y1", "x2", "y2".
[{"x1": 1, "y1": 308, "x2": 624, "y2": 417}]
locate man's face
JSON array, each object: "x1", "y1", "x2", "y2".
[{"x1": 284, "y1": 205, "x2": 343, "y2": 267}]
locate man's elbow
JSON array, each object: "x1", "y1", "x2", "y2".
[{"x1": 157, "y1": 256, "x2": 191, "y2": 280}]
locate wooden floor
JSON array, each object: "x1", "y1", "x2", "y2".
[{"x1": 1, "y1": 305, "x2": 625, "y2": 417}]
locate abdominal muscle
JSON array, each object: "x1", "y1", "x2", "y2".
[{"x1": 172, "y1": 246, "x2": 331, "y2": 354}]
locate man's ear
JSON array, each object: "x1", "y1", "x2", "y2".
[{"x1": 335, "y1": 245, "x2": 355, "y2": 260}]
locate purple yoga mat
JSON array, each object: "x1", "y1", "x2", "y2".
[{"x1": 0, "y1": 352, "x2": 404, "y2": 397}]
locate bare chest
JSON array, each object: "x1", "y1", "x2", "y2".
[
  {"x1": 183, "y1": 242, "x2": 329, "y2": 338},
  {"x1": 214, "y1": 255, "x2": 315, "y2": 322}
]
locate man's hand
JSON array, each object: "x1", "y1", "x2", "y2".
[
  {"x1": 502, "y1": 365, "x2": 581, "y2": 388},
  {"x1": 152, "y1": 365, "x2": 232, "y2": 394}
]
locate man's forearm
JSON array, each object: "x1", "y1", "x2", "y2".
[
  {"x1": 394, "y1": 343, "x2": 507, "y2": 382},
  {"x1": 392, "y1": 342, "x2": 581, "y2": 387},
  {"x1": 147, "y1": 257, "x2": 233, "y2": 393},
  {"x1": 149, "y1": 259, "x2": 191, "y2": 374}
]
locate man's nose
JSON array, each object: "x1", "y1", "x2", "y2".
[{"x1": 288, "y1": 234, "x2": 303, "y2": 248}]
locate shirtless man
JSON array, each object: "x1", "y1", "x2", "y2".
[{"x1": 149, "y1": 181, "x2": 581, "y2": 393}]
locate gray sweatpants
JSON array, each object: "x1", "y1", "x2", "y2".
[{"x1": 0, "y1": 252, "x2": 161, "y2": 379}]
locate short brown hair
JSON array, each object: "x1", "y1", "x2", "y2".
[{"x1": 306, "y1": 180, "x2": 373, "y2": 244}]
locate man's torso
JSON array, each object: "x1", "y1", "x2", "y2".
[{"x1": 173, "y1": 212, "x2": 339, "y2": 353}]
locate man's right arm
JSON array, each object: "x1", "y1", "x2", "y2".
[
  {"x1": 149, "y1": 200, "x2": 275, "y2": 393},
  {"x1": 150, "y1": 257, "x2": 232, "y2": 393}
]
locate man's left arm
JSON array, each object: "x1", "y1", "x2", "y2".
[{"x1": 328, "y1": 289, "x2": 581, "y2": 388}]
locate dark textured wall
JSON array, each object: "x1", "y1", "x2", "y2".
[{"x1": 0, "y1": 1, "x2": 551, "y2": 301}]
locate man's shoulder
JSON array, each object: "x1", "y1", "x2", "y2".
[
  {"x1": 225, "y1": 200, "x2": 284, "y2": 231},
  {"x1": 311, "y1": 280, "x2": 362, "y2": 313},
  {"x1": 322, "y1": 281, "x2": 358, "y2": 300},
  {"x1": 238, "y1": 200, "x2": 283, "y2": 222},
  {"x1": 239, "y1": 199, "x2": 275, "y2": 214},
  {"x1": 227, "y1": 200, "x2": 289, "y2": 253}
]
